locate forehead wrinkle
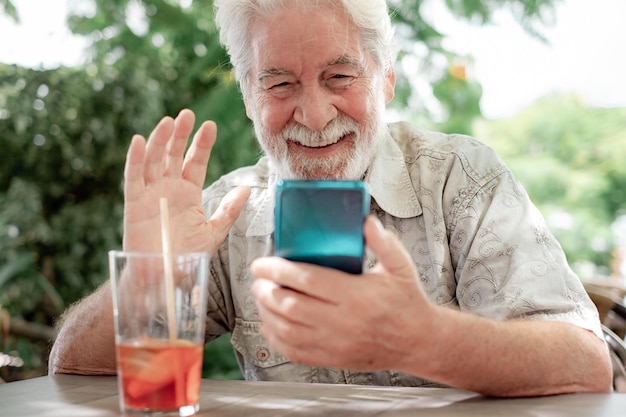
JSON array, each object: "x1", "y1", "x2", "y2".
[
  {"x1": 326, "y1": 54, "x2": 366, "y2": 71},
  {"x1": 257, "y1": 53, "x2": 366, "y2": 82},
  {"x1": 257, "y1": 68, "x2": 290, "y2": 82}
]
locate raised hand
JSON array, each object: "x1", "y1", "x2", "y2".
[{"x1": 122, "y1": 109, "x2": 250, "y2": 254}]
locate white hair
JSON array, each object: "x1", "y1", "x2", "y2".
[{"x1": 213, "y1": 0, "x2": 397, "y2": 96}]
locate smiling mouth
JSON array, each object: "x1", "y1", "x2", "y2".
[{"x1": 291, "y1": 133, "x2": 351, "y2": 148}]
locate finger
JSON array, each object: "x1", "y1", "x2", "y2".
[
  {"x1": 252, "y1": 278, "x2": 315, "y2": 329},
  {"x1": 144, "y1": 116, "x2": 175, "y2": 184},
  {"x1": 124, "y1": 135, "x2": 147, "y2": 202},
  {"x1": 165, "y1": 109, "x2": 196, "y2": 177},
  {"x1": 250, "y1": 257, "x2": 340, "y2": 303},
  {"x1": 182, "y1": 120, "x2": 216, "y2": 187},
  {"x1": 252, "y1": 280, "x2": 321, "y2": 361},
  {"x1": 364, "y1": 216, "x2": 416, "y2": 278},
  {"x1": 206, "y1": 186, "x2": 251, "y2": 243},
  {"x1": 256, "y1": 304, "x2": 331, "y2": 366}
]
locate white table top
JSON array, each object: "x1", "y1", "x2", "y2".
[{"x1": 1, "y1": 375, "x2": 625, "y2": 417}]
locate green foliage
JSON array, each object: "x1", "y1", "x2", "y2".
[
  {"x1": 203, "y1": 335, "x2": 243, "y2": 380},
  {"x1": 432, "y1": 64, "x2": 483, "y2": 134},
  {"x1": 476, "y1": 94, "x2": 626, "y2": 271},
  {"x1": 0, "y1": 0, "x2": 18, "y2": 21},
  {"x1": 0, "y1": 0, "x2": 259, "y2": 380}
]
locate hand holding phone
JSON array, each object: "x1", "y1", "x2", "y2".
[{"x1": 273, "y1": 180, "x2": 370, "y2": 274}]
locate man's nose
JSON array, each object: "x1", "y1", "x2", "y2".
[{"x1": 293, "y1": 85, "x2": 338, "y2": 131}]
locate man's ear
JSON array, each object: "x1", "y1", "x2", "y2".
[
  {"x1": 384, "y1": 69, "x2": 396, "y2": 104},
  {"x1": 243, "y1": 94, "x2": 253, "y2": 120}
]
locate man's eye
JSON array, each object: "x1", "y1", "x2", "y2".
[
  {"x1": 328, "y1": 74, "x2": 355, "y2": 87},
  {"x1": 270, "y1": 82, "x2": 291, "y2": 90}
]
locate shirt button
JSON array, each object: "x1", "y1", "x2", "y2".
[{"x1": 257, "y1": 348, "x2": 270, "y2": 362}]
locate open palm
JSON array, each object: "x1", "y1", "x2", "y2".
[{"x1": 122, "y1": 109, "x2": 250, "y2": 255}]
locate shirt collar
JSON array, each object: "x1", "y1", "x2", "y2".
[
  {"x1": 245, "y1": 127, "x2": 421, "y2": 237},
  {"x1": 246, "y1": 167, "x2": 278, "y2": 237},
  {"x1": 364, "y1": 129, "x2": 422, "y2": 218}
]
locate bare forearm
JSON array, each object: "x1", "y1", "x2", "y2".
[
  {"x1": 48, "y1": 282, "x2": 117, "y2": 375},
  {"x1": 406, "y1": 308, "x2": 613, "y2": 397}
]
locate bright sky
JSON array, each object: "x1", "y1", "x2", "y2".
[{"x1": 1, "y1": 0, "x2": 625, "y2": 119}]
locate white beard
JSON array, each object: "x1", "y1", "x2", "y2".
[{"x1": 253, "y1": 108, "x2": 388, "y2": 180}]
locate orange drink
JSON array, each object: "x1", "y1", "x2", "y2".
[
  {"x1": 109, "y1": 251, "x2": 210, "y2": 416},
  {"x1": 117, "y1": 338, "x2": 203, "y2": 413}
]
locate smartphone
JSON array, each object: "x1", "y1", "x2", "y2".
[{"x1": 273, "y1": 180, "x2": 370, "y2": 274}]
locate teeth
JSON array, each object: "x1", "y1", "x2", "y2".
[{"x1": 299, "y1": 135, "x2": 343, "y2": 147}]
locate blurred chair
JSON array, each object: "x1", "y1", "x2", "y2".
[
  {"x1": 584, "y1": 282, "x2": 626, "y2": 337},
  {"x1": 584, "y1": 283, "x2": 626, "y2": 392},
  {"x1": 602, "y1": 324, "x2": 626, "y2": 392}
]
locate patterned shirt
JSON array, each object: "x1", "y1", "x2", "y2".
[{"x1": 201, "y1": 121, "x2": 602, "y2": 386}]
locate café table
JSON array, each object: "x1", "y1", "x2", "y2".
[{"x1": 0, "y1": 375, "x2": 625, "y2": 417}]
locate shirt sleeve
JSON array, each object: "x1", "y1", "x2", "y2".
[{"x1": 450, "y1": 164, "x2": 603, "y2": 340}]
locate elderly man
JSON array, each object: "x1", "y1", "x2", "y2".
[{"x1": 49, "y1": 0, "x2": 612, "y2": 396}]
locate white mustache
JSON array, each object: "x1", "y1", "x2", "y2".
[{"x1": 279, "y1": 117, "x2": 359, "y2": 147}]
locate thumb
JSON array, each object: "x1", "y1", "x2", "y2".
[
  {"x1": 364, "y1": 216, "x2": 416, "y2": 278},
  {"x1": 207, "y1": 186, "x2": 251, "y2": 237}
]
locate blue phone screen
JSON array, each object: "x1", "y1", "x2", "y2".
[{"x1": 274, "y1": 180, "x2": 369, "y2": 274}]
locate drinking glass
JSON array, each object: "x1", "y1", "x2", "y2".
[{"x1": 109, "y1": 251, "x2": 210, "y2": 416}]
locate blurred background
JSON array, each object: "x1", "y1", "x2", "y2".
[{"x1": 1, "y1": 0, "x2": 625, "y2": 382}]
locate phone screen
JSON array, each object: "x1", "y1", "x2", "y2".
[{"x1": 274, "y1": 180, "x2": 369, "y2": 274}]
